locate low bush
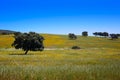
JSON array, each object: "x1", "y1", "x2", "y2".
[{"x1": 71, "y1": 46, "x2": 81, "y2": 49}]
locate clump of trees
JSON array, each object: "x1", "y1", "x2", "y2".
[
  {"x1": 93, "y1": 32, "x2": 120, "y2": 39},
  {"x1": 0, "y1": 32, "x2": 9, "y2": 35},
  {"x1": 68, "y1": 33, "x2": 77, "y2": 40},
  {"x1": 117, "y1": 34, "x2": 120, "y2": 37},
  {"x1": 93, "y1": 32, "x2": 109, "y2": 37},
  {"x1": 12, "y1": 32, "x2": 44, "y2": 54},
  {"x1": 110, "y1": 34, "x2": 119, "y2": 40},
  {"x1": 82, "y1": 31, "x2": 88, "y2": 37}
]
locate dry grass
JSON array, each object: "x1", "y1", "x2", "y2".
[
  {"x1": 0, "y1": 35, "x2": 14, "y2": 48},
  {"x1": 41, "y1": 34, "x2": 66, "y2": 48},
  {"x1": 0, "y1": 49, "x2": 120, "y2": 80},
  {"x1": 0, "y1": 34, "x2": 120, "y2": 80}
]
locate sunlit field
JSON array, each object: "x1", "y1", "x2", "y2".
[
  {"x1": 0, "y1": 34, "x2": 120, "y2": 80},
  {"x1": 0, "y1": 35, "x2": 14, "y2": 48}
]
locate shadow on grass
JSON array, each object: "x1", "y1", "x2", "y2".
[{"x1": 9, "y1": 53, "x2": 34, "y2": 55}]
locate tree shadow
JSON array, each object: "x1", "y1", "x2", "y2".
[
  {"x1": 9, "y1": 53, "x2": 33, "y2": 55},
  {"x1": 108, "y1": 38, "x2": 118, "y2": 40}
]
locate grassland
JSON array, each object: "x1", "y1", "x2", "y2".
[{"x1": 0, "y1": 34, "x2": 120, "y2": 80}]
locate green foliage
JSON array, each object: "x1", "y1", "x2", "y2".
[
  {"x1": 82, "y1": 31, "x2": 88, "y2": 36},
  {"x1": 71, "y1": 46, "x2": 80, "y2": 49},
  {"x1": 110, "y1": 34, "x2": 119, "y2": 40},
  {"x1": 12, "y1": 32, "x2": 44, "y2": 54},
  {"x1": 68, "y1": 33, "x2": 77, "y2": 40},
  {"x1": 93, "y1": 32, "x2": 109, "y2": 37}
]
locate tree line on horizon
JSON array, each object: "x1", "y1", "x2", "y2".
[
  {"x1": 0, "y1": 30, "x2": 16, "y2": 35},
  {"x1": 93, "y1": 32, "x2": 120, "y2": 39},
  {"x1": 68, "y1": 31, "x2": 120, "y2": 40},
  {"x1": 0, "y1": 30, "x2": 120, "y2": 39}
]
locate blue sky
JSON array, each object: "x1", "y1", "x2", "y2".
[{"x1": 0, "y1": 0, "x2": 120, "y2": 35}]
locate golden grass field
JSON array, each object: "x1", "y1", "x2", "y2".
[{"x1": 0, "y1": 34, "x2": 120, "y2": 80}]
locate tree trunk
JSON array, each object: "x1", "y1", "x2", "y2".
[{"x1": 25, "y1": 50, "x2": 29, "y2": 55}]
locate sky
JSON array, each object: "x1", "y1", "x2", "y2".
[{"x1": 0, "y1": 0, "x2": 120, "y2": 35}]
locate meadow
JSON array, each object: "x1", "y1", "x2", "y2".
[{"x1": 0, "y1": 34, "x2": 120, "y2": 80}]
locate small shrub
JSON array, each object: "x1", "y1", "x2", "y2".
[
  {"x1": 68, "y1": 33, "x2": 77, "y2": 40},
  {"x1": 71, "y1": 46, "x2": 81, "y2": 49}
]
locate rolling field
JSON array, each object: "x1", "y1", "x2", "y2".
[{"x1": 0, "y1": 34, "x2": 120, "y2": 80}]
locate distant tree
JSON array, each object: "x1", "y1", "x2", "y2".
[
  {"x1": 110, "y1": 34, "x2": 118, "y2": 40},
  {"x1": 93, "y1": 32, "x2": 109, "y2": 37},
  {"x1": 82, "y1": 31, "x2": 88, "y2": 37},
  {"x1": 93, "y1": 32, "x2": 98, "y2": 36},
  {"x1": 68, "y1": 33, "x2": 77, "y2": 40},
  {"x1": 12, "y1": 32, "x2": 44, "y2": 54},
  {"x1": 1, "y1": 32, "x2": 8, "y2": 35},
  {"x1": 102, "y1": 32, "x2": 109, "y2": 38},
  {"x1": 97, "y1": 32, "x2": 103, "y2": 37},
  {"x1": 116, "y1": 34, "x2": 120, "y2": 37},
  {"x1": 13, "y1": 32, "x2": 21, "y2": 36}
]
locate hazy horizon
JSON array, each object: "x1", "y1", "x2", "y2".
[{"x1": 0, "y1": 0, "x2": 120, "y2": 35}]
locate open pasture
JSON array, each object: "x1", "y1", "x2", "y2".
[{"x1": 0, "y1": 34, "x2": 120, "y2": 80}]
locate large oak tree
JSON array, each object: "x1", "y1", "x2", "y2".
[{"x1": 12, "y1": 32, "x2": 44, "y2": 54}]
